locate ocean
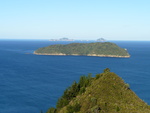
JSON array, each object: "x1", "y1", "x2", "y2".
[{"x1": 0, "y1": 40, "x2": 150, "y2": 113}]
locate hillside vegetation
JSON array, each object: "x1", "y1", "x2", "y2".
[
  {"x1": 46, "y1": 69, "x2": 150, "y2": 113},
  {"x1": 34, "y1": 42, "x2": 130, "y2": 57}
]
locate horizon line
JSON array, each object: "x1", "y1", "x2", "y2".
[{"x1": 0, "y1": 39, "x2": 150, "y2": 41}]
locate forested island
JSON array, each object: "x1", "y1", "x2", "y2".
[
  {"x1": 46, "y1": 69, "x2": 150, "y2": 113},
  {"x1": 34, "y1": 42, "x2": 130, "y2": 58}
]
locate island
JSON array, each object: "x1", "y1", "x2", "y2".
[
  {"x1": 46, "y1": 69, "x2": 150, "y2": 113},
  {"x1": 34, "y1": 42, "x2": 130, "y2": 58},
  {"x1": 96, "y1": 38, "x2": 106, "y2": 42},
  {"x1": 49, "y1": 38, "x2": 74, "y2": 41}
]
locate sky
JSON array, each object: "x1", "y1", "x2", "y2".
[{"x1": 0, "y1": 0, "x2": 150, "y2": 40}]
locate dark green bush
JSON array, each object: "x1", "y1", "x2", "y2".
[
  {"x1": 50, "y1": 74, "x2": 92, "y2": 112},
  {"x1": 46, "y1": 107, "x2": 56, "y2": 113},
  {"x1": 67, "y1": 103, "x2": 81, "y2": 113},
  {"x1": 103, "y1": 68, "x2": 110, "y2": 73}
]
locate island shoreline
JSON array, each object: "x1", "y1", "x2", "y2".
[{"x1": 33, "y1": 51, "x2": 130, "y2": 58}]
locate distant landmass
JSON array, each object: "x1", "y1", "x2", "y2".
[
  {"x1": 49, "y1": 38, "x2": 74, "y2": 41},
  {"x1": 46, "y1": 69, "x2": 150, "y2": 113},
  {"x1": 96, "y1": 38, "x2": 106, "y2": 42},
  {"x1": 34, "y1": 42, "x2": 130, "y2": 58},
  {"x1": 49, "y1": 38, "x2": 107, "y2": 42}
]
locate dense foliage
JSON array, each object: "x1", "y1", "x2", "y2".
[
  {"x1": 34, "y1": 42, "x2": 130, "y2": 57},
  {"x1": 46, "y1": 69, "x2": 150, "y2": 113},
  {"x1": 47, "y1": 74, "x2": 92, "y2": 113}
]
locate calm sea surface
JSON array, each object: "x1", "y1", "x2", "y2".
[{"x1": 0, "y1": 40, "x2": 150, "y2": 113}]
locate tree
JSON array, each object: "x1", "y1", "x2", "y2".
[
  {"x1": 103, "y1": 68, "x2": 110, "y2": 73},
  {"x1": 46, "y1": 107, "x2": 56, "y2": 113}
]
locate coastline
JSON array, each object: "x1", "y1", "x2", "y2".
[{"x1": 33, "y1": 51, "x2": 130, "y2": 58}]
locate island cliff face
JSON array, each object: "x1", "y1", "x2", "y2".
[
  {"x1": 46, "y1": 69, "x2": 150, "y2": 113},
  {"x1": 34, "y1": 42, "x2": 130, "y2": 58}
]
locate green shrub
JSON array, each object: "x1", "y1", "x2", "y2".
[
  {"x1": 56, "y1": 74, "x2": 92, "y2": 110},
  {"x1": 116, "y1": 106, "x2": 120, "y2": 112},
  {"x1": 103, "y1": 68, "x2": 110, "y2": 73},
  {"x1": 91, "y1": 105, "x2": 101, "y2": 113},
  {"x1": 91, "y1": 97, "x2": 97, "y2": 105},
  {"x1": 125, "y1": 83, "x2": 130, "y2": 89},
  {"x1": 96, "y1": 73, "x2": 103, "y2": 79},
  {"x1": 46, "y1": 107, "x2": 56, "y2": 113},
  {"x1": 67, "y1": 103, "x2": 81, "y2": 113},
  {"x1": 79, "y1": 87, "x2": 86, "y2": 94}
]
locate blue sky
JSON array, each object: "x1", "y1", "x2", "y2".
[{"x1": 0, "y1": 0, "x2": 150, "y2": 40}]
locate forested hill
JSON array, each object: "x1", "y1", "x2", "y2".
[
  {"x1": 34, "y1": 42, "x2": 130, "y2": 58},
  {"x1": 46, "y1": 69, "x2": 150, "y2": 113}
]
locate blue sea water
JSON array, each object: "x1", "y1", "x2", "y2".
[{"x1": 0, "y1": 40, "x2": 150, "y2": 113}]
